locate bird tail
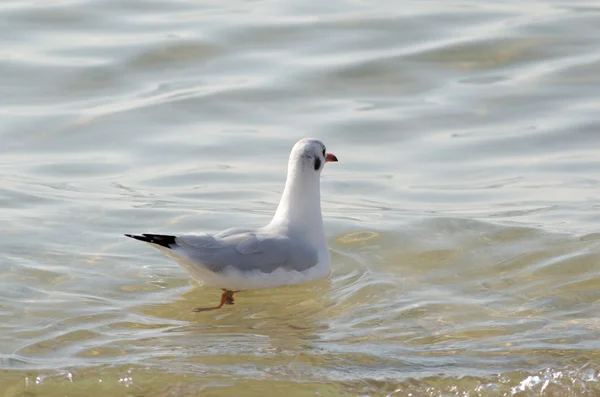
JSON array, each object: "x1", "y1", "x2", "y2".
[{"x1": 124, "y1": 233, "x2": 177, "y2": 249}]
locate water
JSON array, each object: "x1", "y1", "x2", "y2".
[{"x1": 2, "y1": 0, "x2": 600, "y2": 395}]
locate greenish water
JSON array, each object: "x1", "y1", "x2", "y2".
[{"x1": 2, "y1": 0, "x2": 600, "y2": 395}]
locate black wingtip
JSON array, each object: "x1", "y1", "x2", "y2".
[{"x1": 124, "y1": 233, "x2": 177, "y2": 249}]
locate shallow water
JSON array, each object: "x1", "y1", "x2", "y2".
[{"x1": 2, "y1": 0, "x2": 600, "y2": 396}]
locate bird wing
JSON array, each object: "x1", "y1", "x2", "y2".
[{"x1": 174, "y1": 231, "x2": 318, "y2": 274}]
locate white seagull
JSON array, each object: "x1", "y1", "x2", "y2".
[{"x1": 126, "y1": 138, "x2": 338, "y2": 311}]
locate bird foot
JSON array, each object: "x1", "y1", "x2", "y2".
[{"x1": 192, "y1": 289, "x2": 241, "y2": 313}]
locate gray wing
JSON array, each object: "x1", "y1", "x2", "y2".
[{"x1": 174, "y1": 231, "x2": 318, "y2": 274}]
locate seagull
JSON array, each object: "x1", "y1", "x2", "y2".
[{"x1": 125, "y1": 138, "x2": 338, "y2": 311}]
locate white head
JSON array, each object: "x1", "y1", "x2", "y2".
[
  {"x1": 287, "y1": 138, "x2": 338, "y2": 176},
  {"x1": 271, "y1": 138, "x2": 338, "y2": 231}
]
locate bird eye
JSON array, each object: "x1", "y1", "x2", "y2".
[{"x1": 322, "y1": 149, "x2": 326, "y2": 157}]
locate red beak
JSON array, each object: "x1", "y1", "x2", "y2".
[{"x1": 326, "y1": 153, "x2": 338, "y2": 162}]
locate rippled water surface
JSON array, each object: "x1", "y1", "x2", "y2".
[{"x1": 3, "y1": 0, "x2": 600, "y2": 395}]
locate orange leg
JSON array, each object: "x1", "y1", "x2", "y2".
[{"x1": 192, "y1": 289, "x2": 242, "y2": 312}]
